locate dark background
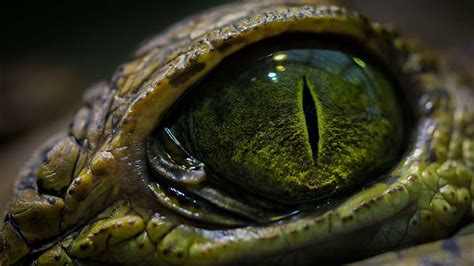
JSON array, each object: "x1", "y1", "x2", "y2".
[{"x1": 1, "y1": 0, "x2": 473, "y2": 207}]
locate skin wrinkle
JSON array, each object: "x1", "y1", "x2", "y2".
[{"x1": 1, "y1": 1, "x2": 473, "y2": 265}]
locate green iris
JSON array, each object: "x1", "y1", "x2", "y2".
[{"x1": 149, "y1": 45, "x2": 405, "y2": 204}]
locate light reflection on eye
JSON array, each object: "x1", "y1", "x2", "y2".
[
  {"x1": 268, "y1": 71, "x2": 278, "y2": 82},
  {"x1": 273, "y1": 53, "x2": 287, "y2": 61},
  {"x1": 276, "y1": 65, "x2": 286, "y2": 72},
  {"x1": 353, "y1": 57, "x2": 366, "y2": 68}
]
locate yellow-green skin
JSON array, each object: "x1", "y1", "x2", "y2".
[{"x1": 1, "y1": 0, "x2": 473, "y2": 265}]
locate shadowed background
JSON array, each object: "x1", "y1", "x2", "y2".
[{"x1": 1, "y1": 0, "x2": 473, "y2": 210}]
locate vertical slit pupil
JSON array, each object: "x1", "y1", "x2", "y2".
[{"x1": 302, "y1": 76, "x2": 319, "y2": 163}]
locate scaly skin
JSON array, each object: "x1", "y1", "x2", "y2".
[{"x1": 1, "y1": 1, "x2": 473, "y2": 265}]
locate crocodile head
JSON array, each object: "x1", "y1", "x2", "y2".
[{"x1": 1, "y1": 0, "x2": 473, "y2": 265}]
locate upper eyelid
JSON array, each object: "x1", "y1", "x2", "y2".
[{"x1": 113, "y1": 5, "x2": 403, "y2": 148}]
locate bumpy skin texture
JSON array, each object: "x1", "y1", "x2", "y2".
[{"x1": 1, "y1": 0, "x2": 473, "y2": 265}]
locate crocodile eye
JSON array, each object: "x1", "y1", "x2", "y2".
[{"x1": 147, "y1": 35, "x2": 406, "y2": 206}]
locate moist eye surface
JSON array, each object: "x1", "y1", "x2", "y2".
[{"x1": 148, "y1": 38, "x2": 406, "y2": 205}]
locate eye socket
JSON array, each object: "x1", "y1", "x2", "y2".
[{"x1": 147, "y1": 35, "x2": 406, "y2": 206}]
